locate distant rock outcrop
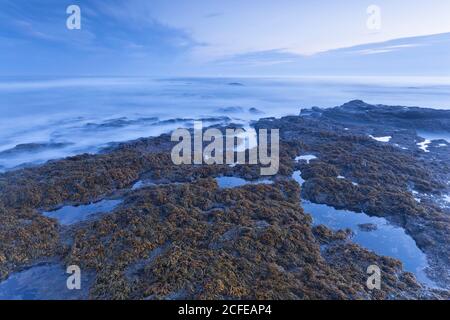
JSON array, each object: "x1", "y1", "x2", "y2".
[
  {"x1": 321, "y1": 100, "x2": 450, "y2": 132},
  {"x1": 218, "y1": 106, "x2": 244, "y2": 113},
  {"x1": 249, "y1": 107, "x2": 264, "y2": 115},
  {"x1": 0, "y1": 142, "x2": 72, "y2": 157}
]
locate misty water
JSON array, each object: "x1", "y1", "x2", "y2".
[{"x1": 1, "y1": 76, "x2": 450, "y2": 171}]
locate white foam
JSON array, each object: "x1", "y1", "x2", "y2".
[
  {"x1": 295, "y1": 155, "x2": 317, "y2": 164},
  {"x1": 234, "y1": 126, "x2": 258, "y2": 153},
  {"x1": 417, "y1": 140, "x2": 431, "y2": 152},
  {"x1": 394, "y1": 143, "x2": 408, "y2": 150},
  {"x1": 369, "y1": 135, "x2": 392, "y2": 143},
  {"x1": 418, "y1": 131, "x2": 450, "y2": 143},
  {"x1": 443, "y1": 195, "x2": 450, "y2": 204}
]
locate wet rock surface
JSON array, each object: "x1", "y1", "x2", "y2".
[
  {"x1": 0, "y1": 100, "x2": 449, "y2": 299},
  {"x1": 317, "y1": 100, "x2": 450, "y2": 132},
  {"x1": 259, "y1": 100, "x2": 450, "y2": 290}
]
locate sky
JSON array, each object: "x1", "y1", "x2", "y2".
[{"x1": 1, "y1": 0, "x2": 450, "y2": 76}]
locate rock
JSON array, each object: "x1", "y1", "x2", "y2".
[
  {"x1": 249, "y1": 107, "x2": 264, "y2": 115},
  {"x1": 321, "y1": 100, "x2": 450, "y2": 132},
  {"x1": 0, "y1": 142, "x2": 72, "y2": 157},
  {"x1": 218, "y1": 106, "x2": 244, "y2": 113},
  {"x1": 1, "y1": 100, "x2": 449, "y2": 298},
  {"x1": 358, "y1": 223, "x2": 378, "y2": 232}
]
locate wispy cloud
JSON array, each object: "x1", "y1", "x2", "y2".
[
  {"x1": 204, "y1": 12, "x2": 223, "y2": 19},
  {"x1": 352, "y1": 44, "x2": 424, "y2": 55},
  {"x1": 1, "y1": 0, "x2": 449, "y2": 76},
  {"x1": 214, "y1": 49, "x2": 299, "y2": 67},
  {"x1": 0, "y1": 0, "x2": 204, "y2": 75}
]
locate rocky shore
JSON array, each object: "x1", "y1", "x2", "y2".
[{"x1": 0, "y1": 100, "x2": 449, "y2": 299}]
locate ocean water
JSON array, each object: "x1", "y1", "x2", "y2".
[{"x1": 1, "y1": 76, "x2": 450, "y2": 171}]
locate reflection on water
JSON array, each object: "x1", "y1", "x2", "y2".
[
  {"x1": 43, "y1": 199, "x2": 122, "y2": 225},
  {"x1": 132, "y1": 180, "x2": 158, "y2": 190},
  {"x1": 215, "y1": 176, "x2": 273, "y2": 188},
  {"x1": 303, "y1": 201, "x2": 435, "y2": 287},
  {"x1": 0, "y1": 263, "x2": 93, "y2": 300},
  {"x1": 292, "y1": 170, "x2": 437, "y2": 288}
]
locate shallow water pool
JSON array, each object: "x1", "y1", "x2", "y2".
[
  {"x1": 215, "y1": 176, "x2": 273, "y2": 189},
  {"x1": 43, "y1": 199, "x2": 122, "y2": 225},
  {"x1": 292, "y1": 170, "x2": 437, "y2": 288},
  {"x1": 0, "y1": 263, "x2": 93, "y2": 300}
]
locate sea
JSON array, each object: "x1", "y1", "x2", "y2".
[{"x1": 1, "y1": 76, "x2": 450, "y2": 171}]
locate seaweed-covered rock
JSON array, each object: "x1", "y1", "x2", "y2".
[{"x1": 1, "y1": 101, "x2": 449, "y2": 298}]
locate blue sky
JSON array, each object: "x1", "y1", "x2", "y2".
[{"x1": 1, "y1": 0, "x2": 450, "y2": 76}]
